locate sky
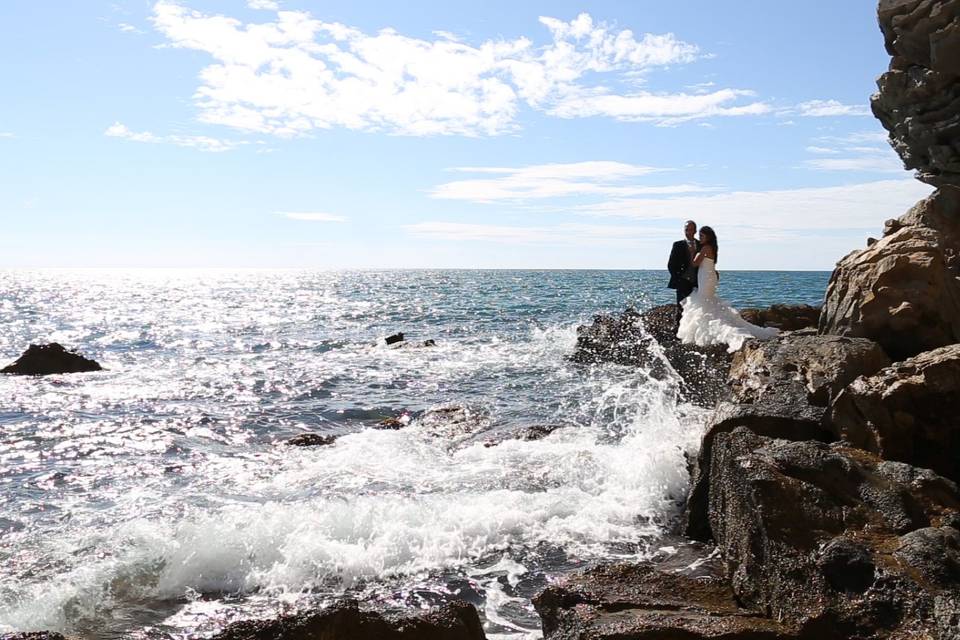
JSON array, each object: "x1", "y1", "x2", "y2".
[{"x1": 0, "y1": 0, "x2": 934, "y2": 269}]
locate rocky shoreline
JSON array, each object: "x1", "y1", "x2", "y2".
[
  {"x1": 4, "y1": 2, "x2": 958, "y2": 640},
  {"x1": 538, "y1": 2, "x2": 960, "y2": 637}
]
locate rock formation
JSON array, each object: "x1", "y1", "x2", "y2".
[
  {"x1": 872, "y1": 0, "x2": 960, "y2": 187},
  {"x1": 208, "y1": 599, "x2": 486, "y2": 640},
  {"x1": 830, "y1": 343, "x2": 960, "y2": 483},
  {"x1": 1, "y1": 343, "x2": 102, "y2": 375},
  {"x1": 819, "y1": 187, "x2": 960, "y2": 360}
]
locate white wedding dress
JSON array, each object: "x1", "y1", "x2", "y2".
[{"x1": 676, "y1": 257, "x2": 778, "y2": 352}]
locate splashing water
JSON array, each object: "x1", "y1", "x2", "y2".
[{"x1": 0, "y1": 269, "x2": 827, "y2": 638}]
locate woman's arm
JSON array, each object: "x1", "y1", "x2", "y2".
[{"x1": 692, "y1": 246, "x2": 715, "y2": 266}]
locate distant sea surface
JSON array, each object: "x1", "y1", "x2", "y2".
[{"x1": 0, "y1": 269, "x2": 829, "y2": 639}]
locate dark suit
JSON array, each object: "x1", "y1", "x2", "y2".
[{"x1": 667, "y1": 238, "x2": 700, "y2": 328}]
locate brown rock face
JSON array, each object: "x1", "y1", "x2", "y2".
[
  {"x1": 830, "y1": 343, "x2": 960, "y2": 484},
  {"x1": 208, "y1": 599, "x2": 486, "y2": 640},
  {"x1": 819, "y1": 188, "x2": 960, "y2": 360},
  {"x1": 533, "y1": 548, "x2": 810, "y2": 640},
  {"x1": 872, "y1": 0, "x2": 960, "y2": 186},
  {"x1": 708, "y1": 429, "x2": 960, "y2": 638},
  {"x1": 683, "y1": 333, "x2": 890, "y2": 541}
]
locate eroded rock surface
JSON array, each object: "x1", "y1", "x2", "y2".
[
  {"x1": 872, "y1": 0, "x2": 960, "y2": 186},
  {"x1": 831, "y1": 343, "x2": 960, "y2": 483},
  {"x1": 738, "y1": 304, "x2": 820, "y2": 331},
  {"x1": 683, "y1": 333, "x2": 890, "y2": 540},
  {"x1": 533, "y1": 547, "x2": 809, "y2": 640},
  {"x1": 1, "y1": 343, "x2": 102, "y2": 375},
  {"x1": 819, "y1": 188, "x2": 960, "y2": 360},
  {"x1": 708, "y1": 429, "x2": 960, "y2": 638},
  {"x1": 209, "y1": 599, "x2": 486, "y2": 640}
]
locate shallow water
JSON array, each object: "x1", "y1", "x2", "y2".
[{"x1": 0, "y1": 269, "x2": 828, "y2": 638}]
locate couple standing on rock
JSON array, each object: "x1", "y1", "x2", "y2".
[{"x1": 667, "y1": 220, "x2": 778, "y2": 353}]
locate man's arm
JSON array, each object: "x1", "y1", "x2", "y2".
[{"x1": 667, "y1": 241, "x2": 684, "y2": 275}]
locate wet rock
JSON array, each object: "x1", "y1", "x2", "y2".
[
  {"x1": 707, "y1": 428, "x2": 960, "y2": 637},
  {"x1": 533, "y1": 549, "x2": 808, "y2": 640},
  {"x1": 423, "y1": 339, "x2": 437, "y2": 347},
  {"x1": 385, "y1": 332, "x2": 405, "y2": 345},
  {"x1": 1, "y1": 343, "x2": 102, "y2": 375},
  {"x1": 414, "y1": 405, "x2": 489, "y2": 440},
  {"x1": 209, "y1": 598, "x2": 486, "y2": 640},
  {"x1": 518, "y1": 423, "x2": 566, "y2": 441},
  {"x1": 570, "y1": 305, "x2": 732, "y2": 405},
  {"x1": 683, "y1": 333, "x2": 889, "y2": 540},
  {"x1": 872, "y1": 0, "x2": 960, "y2": 187},
  {"x1": 738, "y1": 304, "x2": 820, "y2": 331},
  {"x1": 285, "y1": 433, "x2": 337, "y2": 447},
  {"x1": 830, "y1": 343, "x2": 960, "y2": 483},
  {"x1": 0, "y1": 635, "x2": 68, "y2": 640},
  {"x1": 819, "y1": 188, "x2": 960, "y2": 360}
]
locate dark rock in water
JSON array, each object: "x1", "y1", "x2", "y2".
[
  {"x1": 533, "y1": 547, "x2": 808, "y2": 639},
  {"x1": 683, "y1": 333, "x2": 889, "y2": 540},
  {"x1": 0, "y1": 634, "x2": 68, "y2": 640},
  {"x1": 830, "y1": 343, "x2": 960, "y2": 483},
  {"x1": 376, "y1": 411, "x2": 412, "y2": 430},
  {"x1": 423, "y1": 339, "x2": 437, "y2": 347},
  {"x1": 208, "y1": 598, "x2": 486, "y2": 640},
  {"x1": 707, "y1": 428, "x2": 960, "y2": 637},
  {"x1": 571, "y1": 305, "x2": 732, "y2": 405},
  {"x1": 385, "y1": 332, "x2": 405, "y2": 345},
  {"x1": 518, "y1": 423, "x2": 565, "y2": 441},
  {"x1": 872, "y1": 0, "x2": 960, "y2": 187},
  {"x1": 738, "y1": 303, "x2": 820, "y2": 331},
  {"x1": 1, "y1": 343, "x2": 102, "y2": 376},
  {"x1": 285, "y1": 433, "x2": 337, "y2": 447},
  {"x1": 819, "y1": 187, "x2": 960, "y2": 361},
  {"x1": 415, "y1": 405, "x2": 489, "y2": 440}
]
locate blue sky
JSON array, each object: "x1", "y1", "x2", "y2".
[{"x1": 0, "y1": 0, "x2": 932, "y2": 269}]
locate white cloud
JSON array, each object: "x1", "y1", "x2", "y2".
[
  {"x1": 575, "y1": 179, "x2": 932, "y2": 231},
  {"x1": 276, "y1": 211, "x2": 346, "y2": 222},
  {"x1": 430, "y1": 161, "x2": 717, "y2": 202},
  {"x1": 795, "y1": 99, "x2": 871, "y2": 117},
  {"x1": 247, "y1": 0, "x2": 279, "y2": 9},
  {"x1": 404, "y1": 221, "x2": 676, "y2": 245},
  {"x1": 104, "y1": 121, "x2": 245, "y2": 152},
  {"x1": 147, "y1": 2, "x2": 769, "y2": 136},
  {"x1": 118, "y1": 22, "x2": 143, "y2": 34},
  {"x1": 802, "y1": 130, "x2": 903, "y2": 173},
  {"x1": 0, "y1": 132, "x2": 13, "y2": 138}
]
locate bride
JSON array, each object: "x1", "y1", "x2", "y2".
[{"x1": 676, "y1": 226, "x2": 778, "y2": 352}]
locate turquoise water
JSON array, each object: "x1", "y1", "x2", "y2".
[{"x1": 0, "y1": 269, "x2": 829, "y2": 639}]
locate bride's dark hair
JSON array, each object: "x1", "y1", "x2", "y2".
[{"x1": 700, "y1": 226, "x2": 718, "y2": 262}]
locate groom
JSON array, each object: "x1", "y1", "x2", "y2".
[{"x1": 667, "y1": 220, "x2": 700, "y2": 330}]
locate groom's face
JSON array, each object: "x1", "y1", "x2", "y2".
[{"x1": 684, "y1": 222, "x2": 696, "y2": 241}]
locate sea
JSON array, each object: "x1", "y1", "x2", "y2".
[{"x1": 0, "y1": 268, "x2": 829, "y2": 639}]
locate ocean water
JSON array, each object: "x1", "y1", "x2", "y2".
[{"x1": 0, "y1": 269, "x2": 829, "y2": 639}]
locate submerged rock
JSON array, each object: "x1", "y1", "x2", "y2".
[
  {"x1": 819, "y1": 187, "x2": 960, "y2": 360},
  {"x1": 209, "y1": 599, "x2": 486, "y2": 640},
  {"x1": 285, "y1": 433, "x2": 337, "y2": 447},
  {"x1": 1, "y1": 343, "x2": 102, "y2": 376},
  {"x1": 830, "y1": 343, "x2": 960, "y2": 483},
  {"x1": 707, "y1": 428, "x2": 960, "y2": 638}
]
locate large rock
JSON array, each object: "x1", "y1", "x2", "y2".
[
  {"x1": 738, "y1": 304, "x2": 820, "y2": 332},
  {"x1": 708, "y1": 428, "x2": 960, "y2": 638},
  {"x1": 830, "y1": 343, "x2": 960, "y2": 484},
  {"x1": 819, "y1": 188, "x2": 960, "y2": 360},
  {"x1": 1, "y1": 343, "x2": 102, "y2": 375},
  {"x1": 872, "y1": 0, "x2": 960, "y2": 186},
  {"x1": 209, "y1": 599, "x2": 486, "y2": 640},
  {"x1": 570, "y1": 305, "x2": 732, "y2": 405},
  {"x1": 533, "y1": 547, "x2": 810, "y2": 640},
  {"x1": 683, "y1": 333, "x2": 890, "y2": 540}
]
